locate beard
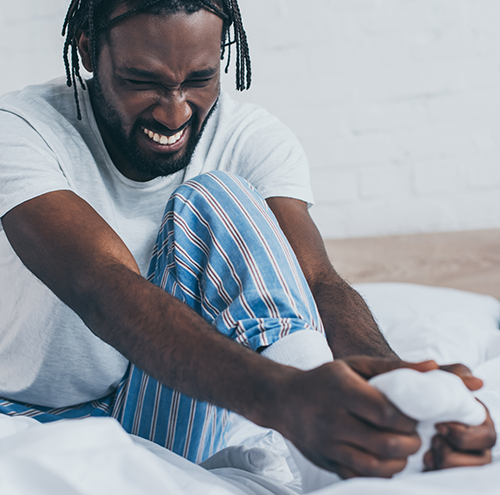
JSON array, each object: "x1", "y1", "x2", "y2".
[{"x1": 90, "y1": 76, "x2": 218, "y2": 181}]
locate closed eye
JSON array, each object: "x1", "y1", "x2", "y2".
[
  {"x1": 126, "y1": 79, "x2": 153, "y2": 86},
  {"x1": 184, "y1": 78, "x2": 215, "y2": 87}
]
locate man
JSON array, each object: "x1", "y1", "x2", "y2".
[{"x1": 0, "y1": 0, "x2": 495, "y2": 478}]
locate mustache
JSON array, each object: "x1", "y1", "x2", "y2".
[{"x1": 137, "y1": 116, "x2": 194, "y2": 136}]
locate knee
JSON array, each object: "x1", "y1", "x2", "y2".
[
  {"x1": 184, "y1": 171, "x2": 248, "y2": 196},
  {"x1": 163, "y1": 171, "x2": 270, "y2": 235},
  {"x1": 172, "y1": 171, "x2": 261, "y2": 206}
]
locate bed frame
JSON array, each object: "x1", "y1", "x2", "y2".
[{"x1": 324, "y1": 228, "x2": 500, "y2": 301}]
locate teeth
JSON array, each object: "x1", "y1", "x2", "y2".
[{"x1": 143, "y1": 128, "x2": 184, "y2": 146}]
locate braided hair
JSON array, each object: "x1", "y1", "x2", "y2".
[{"x1": 62, "y1": 0, "x2": 252, "y2": 119}]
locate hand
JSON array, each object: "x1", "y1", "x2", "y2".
[
  {"x1": 439, "y1": 363, "x2": 484, "y2": 391},
  {"x1": 424, "y1": 407, "x2": 496, "y2": 470},
  {"x1": 423, "y1": 363, "x2": 497, "y2": 471},
  {"x1": 278, "y1": 356, "x2": 438, "y2": 479}
]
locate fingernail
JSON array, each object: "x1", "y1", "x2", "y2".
[{"x1": 436, "y1": 424, "x2": 448, "y2": 436}]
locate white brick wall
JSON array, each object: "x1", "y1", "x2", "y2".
[
  {"x1": 0, "y1": 1, "x2": 69, "y2": 94},
  {"x1": 2, "y1": 0, "x2": 500, "y2": 239}
]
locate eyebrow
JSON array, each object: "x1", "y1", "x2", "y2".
[{"x1": 120, "y1": 67, "x2": 219, "y2": 80}]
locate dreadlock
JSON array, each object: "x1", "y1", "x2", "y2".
[{"x1": 62, "y1": 0, "x2": 252, "y2": 119}]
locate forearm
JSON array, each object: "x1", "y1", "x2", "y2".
[
  {"x1": 67, "y1": 262, "x2": 299, "y2": 429},
  {"x1": 4, "y1": 192, "x2": 424, "y2": 479},
  {"x1": 310, "y1": 267, "x2": 397, "y2": 359},
  {"x1": 266, "y1": 197, "x2": 397, "y2": 360},
  {"x1": 1, "y1": 192, "x2": 297, "y2": 431}
]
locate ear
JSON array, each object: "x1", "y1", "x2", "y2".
[{"x1": 77, "y1": 30, "x2": 94, "y2": 73}]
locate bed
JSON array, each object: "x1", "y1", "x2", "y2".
[{"x1": 1, "y1": 229, "x2": 499, "y2": 494}]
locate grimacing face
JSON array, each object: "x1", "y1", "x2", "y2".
[{"x1": 78, "y1": 9, "x2": 223, "y2": 182}]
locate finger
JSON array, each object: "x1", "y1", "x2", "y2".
[
  {"x1": 439, "y1": 363, "x2": 483, "y2": 391},
  {"x1": 332, "y1": 443, "x2": 408, "y2": 478},
  {"x1": 306, "y1": 457, "x2": 362, "y2": 480},
  {"x1": 333, "y1": 412, "x2": 421, "y2": 459},
  {"x1": 301, "y1": 449, "x2": 360, "y2": 480},
  {"x1": 436, "y1": 416, "x2": 497, "y2": 451},
  {"x1": 401, "y1": 360, "x2": 440, "y2": 373},
  {"x1": 332, "y1": 465, "x2": 359, "y2": 480},
  {"x1": 303, "y1": 441, "x2": 410, "y2": 479},
  {"x1": 423, "y1": 450, "x2": 434, "y2": 471},
  {"x1": 429, "y1": 435, "x2": 492, "y2": 470},
  {"x1": 439, "y1": 449, "x2": 492, "y2": 470},
  {"x1": 336, "y1": 362, "x2": 418, "y2": 434},
  {"x1": 344, "y1": 356, "x2": 438, "y2": 380}
]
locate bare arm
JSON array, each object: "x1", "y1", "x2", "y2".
[
  {"x1": 267, "y1": 197, "x2": 497, "y2": 469},
  {"x1": 2, "y1": 191, "x2": 296, "y2": 424},
  {"x1": 266, "y1": 197, "x2": 396, "y2": 359},
  {"x1": 2, "y1": 190, "x2": 426, "y2": 478}
]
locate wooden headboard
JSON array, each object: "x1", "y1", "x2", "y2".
[{"x1": 323, "y1": 229, "x2": 500, "y2": 301}]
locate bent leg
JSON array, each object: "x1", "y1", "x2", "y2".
[
  {"x1": 116, "y1": 172, "x2": 325, "y2": 462},
  {"x1": 1, "y1": 172, "x2": 325, "y2": 463},
  {"x1": 149, "y1": 171, "x2": 324, "y2": 348}
]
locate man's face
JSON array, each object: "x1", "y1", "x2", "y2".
[{"x1": 80, "y1": 9, "x2": 223, "y2": 181}]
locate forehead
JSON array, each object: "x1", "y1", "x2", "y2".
[{"x1": 103, "y1": 9, "x2": 223, "y2": 75}]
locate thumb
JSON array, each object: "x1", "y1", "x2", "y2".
[
  {"x1": 343, "y1": 355, "x2": 439, "y2": 380},
  {"x1": 439, "y1": 363, "x2": 483, "y2": 391}
]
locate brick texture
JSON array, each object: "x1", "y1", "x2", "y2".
[{"x1": 2, "y1": 0, "x2": 500, "y2": 239}]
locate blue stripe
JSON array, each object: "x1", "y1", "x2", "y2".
[{"x1": 1, "y1": 171, "x2": 325, "y2": 463}]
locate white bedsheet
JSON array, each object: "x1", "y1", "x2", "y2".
[{"x1": 1, "y1": 283, "x2": 499, "y2": 494}]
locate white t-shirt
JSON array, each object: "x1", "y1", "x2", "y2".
[{"x1": 0, "y1": 78, "x2": 314, "y2": 408}]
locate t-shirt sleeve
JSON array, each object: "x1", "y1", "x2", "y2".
[
  {"x1": 0, "y1": 110, "x2": 73, "y2": 228},
  {"x1": 223, "y1": 102, "x2": 314, "y2": 206}
]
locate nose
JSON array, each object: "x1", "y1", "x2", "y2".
[{"x1": 152, "y1": 91, "x2": 192, "y2": 132}]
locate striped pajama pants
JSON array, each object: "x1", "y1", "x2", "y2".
[{"x1": 0, "y1": 171, "x2": 324, "y2": 463}]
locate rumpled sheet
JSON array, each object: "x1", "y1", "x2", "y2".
[{"x1": 1, "y1": 283, "x2": 499, "y2": 494}]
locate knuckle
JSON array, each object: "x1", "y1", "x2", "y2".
[
  {"x1": 486, "y1": 429, "x2": 497, "y2": 448},
  {"x1": 360, "y1": 456, "x2": 383, "y2": 477},
  {"x1": 366, "y1": 458, "x2": 404, "y2": 478},
  {"x1": 376, "y1": 405, "x2": 400, "y2": 427},
  {"x1": 449, "y1": 432, "x2": 467, "y2": 450},
  {"x1": 334, "y1": 360, "x2": 352, "y2": 377},
  {"x1": 388, "y1": 459, "x2": 407, "y2": 477},
  {"x1": 378, "y1": 435, "x2": 401, "y2": 457}
]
